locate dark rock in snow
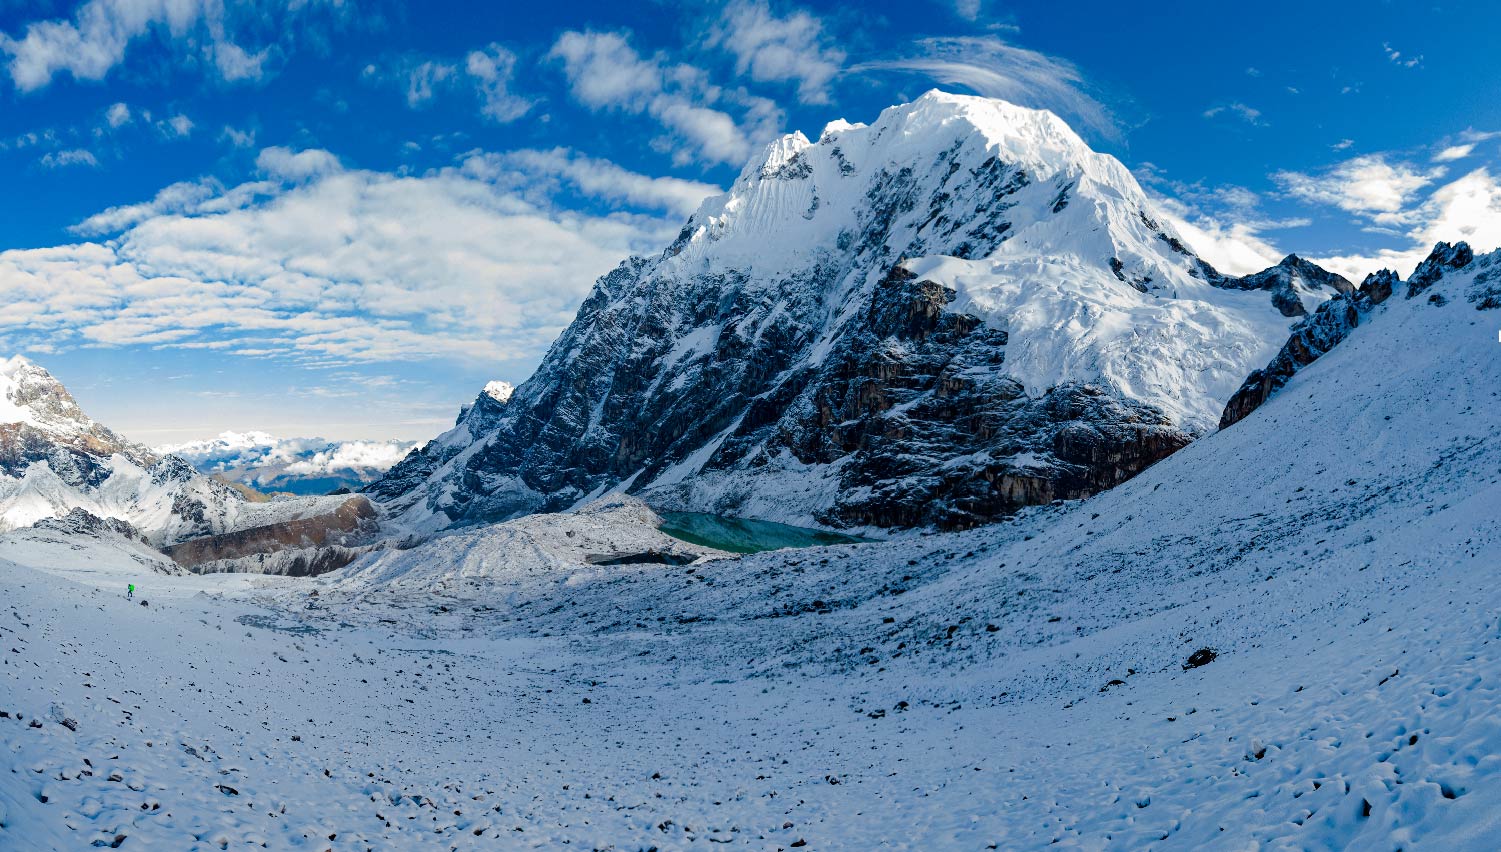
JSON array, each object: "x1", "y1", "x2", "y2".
[{"x1": 1183, "y1": 648, "x2": 1217, "y2": 670}]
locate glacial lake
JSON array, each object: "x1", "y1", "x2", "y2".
[{"x1": 657, "y1": 511, "x2": 871, "y2": 554}]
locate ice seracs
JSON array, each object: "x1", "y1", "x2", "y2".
[{"x1": 370, "y1": 91, "x2": 1353, "y2": 532}]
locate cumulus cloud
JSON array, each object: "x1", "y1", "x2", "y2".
[
  {"x1": 105, "y1": 102, "x2": 131, "y2": 128},
  {"x1": 852, "y1": 37, "x2": 1117, "y2": 140},
  {"x1": 163, "y1": 113, "x2": 194, "y2": 137},
  {"x1": 705, "y1": 1, "x2": 844, "y2": 104},
  {"x1": 256, "y1": 146, "x2": 342, "y2": 181},
  {"x1": 0, "y1": 0, "x2": 330, "y2": 90},
  {"x1": 0, "y1": 147, "x2": 690, "y2": 369},
  {"x1": 1313, "y1": 167, "x2": 1501, "y2": 281},
  {"x1": 549, "y1": 31, "x2": 661, "y2": 109},
  {"x1": 549, "y1": 29, "x2": 776, "y2": 166},
  {"x1": 1274, "y1": 155, "x2": 1445, "y2": 227}
]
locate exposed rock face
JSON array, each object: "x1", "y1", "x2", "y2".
[
  {"x1": 1406, "y1": 241, "x2": 1473, "y2": 299},
  {"x1": 1220, "y1": 241, "x2": 1483, "y2": 430},
  {"x1": 0, "y1": 356, "x2": 253, "y2": 543},
  {"x1": 371, "y1": 93, "x2": 1347, "y2": 532},
  {"x1": 164, "y1": 495, "x2": 378, "y2": 572},
  {"x1": 34, "y1": 507, "x2": 147, "y2": 543},
  {"x1": 1210, "y1": 254, "x2": 1355, "y2": 317}
]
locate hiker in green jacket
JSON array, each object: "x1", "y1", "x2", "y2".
[{"x1": 127, "y1": 583, "x2": 134, "y2": 600}]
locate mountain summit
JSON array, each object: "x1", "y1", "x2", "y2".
[
  {"x1": 371, "y1": 92, "x2": 1349, "y2": 531},
  {"x1": 0, "y1": 356, "x2": 251, "y2": 542}
]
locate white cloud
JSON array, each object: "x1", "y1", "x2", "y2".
[
  {"x1": 72, "y1": 179, "x2": 222, "y2": 235},
  {"x1": 1383, "y1": 42, "x2": 1422, "y2": 69},
  {"x1": 464, "y1": 43, "x2": 532, "y2": 123},
  {"x1": 371, "y1": 44, "x2": 533, "y2": 124},
  {"x1": 1203, "y1": 102, "x2": 1264, "y2": 125},
  {"x1": 1274, "y1": 155, "x2": 1444, "y2": 226},
  {"x1": 256, "y1": 146, "x2": 342, "y2": 181},
  {"x1": 164, "y1": 113, "x2": 194, "y2": 137},
  {"x1": 1434, "y1": 144, "x2": 1474, "y2": 163},
  {"x1": 954, "y1": 0, "x2": 982, "y2": 20},
  {"x1": 1164, "y1": 211, "x2": 1283, "y2": 276},
  {"x1": 549, "y1": 31, "x2": 661, "y2": 110},
  {"x1": 401, "y1": 59, "x2": 458, "y2": 107},
  {"x1": 852, "y1": 37, "x2": 1117, "y2": 140},
  {"x1": 105, "y1": 101, "x2": 131, "y2": 128},
  {"x1": 549, "y1": 29, "x2": 767, "y2": 166},
  {"x1": 706, "y1": 1, "x2": 844, "y2": 104},
  {"x1": 463, "y1": 147, "x2": 720, "y2": 217},
  {"x1": 40, "y1": 148, "x2": 98, "y2": 168},
  {"x1": 1433, "y1": 131, "x2": 1501, "y2": 163},
  {"x1": 220, "y1": 125, "x2": 255, "y2": 148},
  {"x1": 0, "y1": 148, "x2": 689, "y2": 369},
  {"x1": 0, "y1": 0, "x2": 320, "y2": 90},
  {"x1": 1313, "y1": 167, "x2": 1501, "y2": 281}
]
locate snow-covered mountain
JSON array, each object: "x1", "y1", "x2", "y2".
[
  {"x1": 0, "y1": 356, "x2": 255, "y2": 545},
  {"x1": 159, "y1": 431, "x2": 416, "y2": 496},
  {"x1": 5, "y1": 235, "x2": 1490, "y2": 849},
  {"x1": 371, "y1": 91, "x2": 1350, "y2": 532}
]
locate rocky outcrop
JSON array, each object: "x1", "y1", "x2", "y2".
[
  {"x1": 34, "y1": 507, "x2": 147, "y2": 543},
  {"x1": 164, "y1": 495, "x2": 378, "y2": 572},
  {"x1": 1212, "y1": 254, "x2": 1355, "y2": 317},
  {"x1": 1406, "y1": 241, "x2": 1473, "y2": 299},
  {"x1": 190, "y1": 544, "x2": 375, "y2": 577},
  {"x1": 1219, "y1": 241, "x2": 1480, "y2": 430}
]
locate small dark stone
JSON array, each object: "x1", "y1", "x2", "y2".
[{"x1": 1183, "y1": 648, "x2": 1217, "y2": 670}]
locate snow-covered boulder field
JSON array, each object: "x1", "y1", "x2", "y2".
[{"x1": 1, "y1": 244, "x2": 1497, "y2": 848}]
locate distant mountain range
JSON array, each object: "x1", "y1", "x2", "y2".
[{"x1": 158, "y1": 431, "x2": 417, "y2": 496}]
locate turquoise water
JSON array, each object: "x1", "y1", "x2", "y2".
[{"x1": 657, "y1": 511, "x2": 871, "y2": 554}]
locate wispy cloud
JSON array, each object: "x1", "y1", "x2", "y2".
[
  {"x1": 367, "y1": 44, "x2": 534, "y2": 124},
  {"x1": 852, "y1": 36, "x2": 1117, "y2": 140},
  {"x1": 465, "y1": 43, "x2": 533, "y2": 122},
  {"x1": 39, "y1": 148, "x2": 98, "y2": 168},
  {"x1": 1383, "y1": 42, "x2": 1422, "y2": 69},
  {"x1": 462, "y1": 148, "x2": 721, "y2": 217},
  {"x1": 549, "y1": 30, "x2": 779, "y2": 166},
  {"x1": 705, "y1": 0, "x2": 845, "y2": 104},
  {"x1": 1203, "y1": 102, "x2": 1264, "y2": 126}
]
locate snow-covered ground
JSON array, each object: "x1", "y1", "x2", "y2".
[{"x1": 2, "y1": 259, "x2": 1498, "y2": 849}]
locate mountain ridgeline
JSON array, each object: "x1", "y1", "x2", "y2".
[{"x1": 370, "y1": 92, "x2": 1360, "y2": 532}]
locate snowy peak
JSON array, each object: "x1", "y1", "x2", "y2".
[
  {"x1": 1217, "y1": 253, "x2": 1355, "y2": 318},
  {"x1": 483, "y1": 381, "x2": 514, "y2": 403},
  {"x1": 371, "y1": 92, "x2": 1336, "y2": 532},
  {"x1": 0, "y1": 356, "x2": 103, "y2": 439}
]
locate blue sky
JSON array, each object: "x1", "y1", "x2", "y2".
[{"x1": 2, "y1": 0, "x2": 1500, "y2": 444}]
